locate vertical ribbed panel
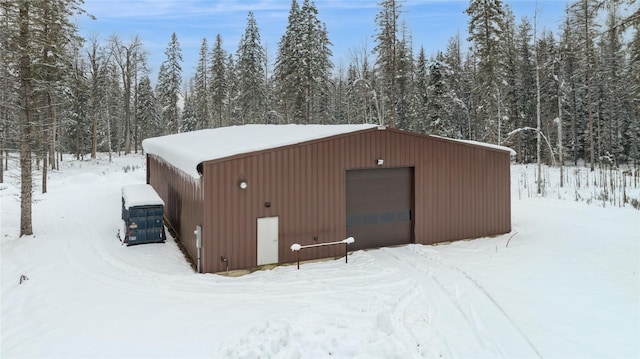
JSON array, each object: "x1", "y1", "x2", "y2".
[{"x1": 147, "y1": 156, "x2": 203, "y2": 267}]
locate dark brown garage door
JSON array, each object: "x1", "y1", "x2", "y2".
[{"x1": 346, "y1": 167, "x2": 413, "y2": 251}]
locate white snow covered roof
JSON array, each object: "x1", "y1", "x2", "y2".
[
  {"x1": 142, "y1": 124, "x2": 378, "y2": 178},
  {"x1": 455, "y1": 139, "x2": 517, "y2": 156},
  {"x1": 122, "y1": 184, "x2": 165, "y2": 209},
  {"x1": 431, "y1": 135, "x2": 517, "y2": 156}
]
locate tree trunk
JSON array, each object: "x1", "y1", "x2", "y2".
[
  {"x1": 49, "y1": 101, "x2": 56, "y2": 171},
  {"x1": 536, "y1": 51, "x2": 542, "y2": 194},
  {"x1": 584, "y1": 0, "x2": 595, "y2": 172},
  {"x1": 0, "y1": 108, "x2": 5, "y2": 183},
  {"x1": 124, "y1": 77, "x2": 131, "y2": 154},
  {"x1": 89, "y1": 40, "x2": 99, "y2": 160},
  {"x1": 19, "y1": 0, "x2": 33, "y2": 236},
  {"x1": 134, "y1": 66, "x2": 139, "y2": 153},
  {"x1": 42, "y1": 123, "x2": 47, "y2": 194},
  {"x1": 571, "y1": 83, "x2": 578, "y2": 165},
  {"x1": 91, "y1": 96, "x2": 98, "y2": 158},
  {"x1": 558, "y1": 81, "x2": 564, "y2": 188}
]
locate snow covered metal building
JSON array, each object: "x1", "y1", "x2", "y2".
[{"x1": 142, "y1": 124, "x2": 513, "y2": 273}]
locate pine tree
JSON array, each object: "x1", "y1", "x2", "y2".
[
  {"x1": 274, "y1": 0, "x2": 333, "y2": 124},
  {"x1": 236, "y1": 12, "x2": 266, "y2": 124},
  {"x1": 560, "y1": 14, "x2": 583, "y2": 165},
  {"x1": 568, "y1": 0, "x2": 602, "y2": 171},
  {"x1": 136, "y1": 75, "x2": 160, "y2": 141},
  {"x1": 39, "y1": 0, "x2": 68, "y2": 172},
  {"x1": 181, "y1": 83, "x2": 197, "y2": 133},
  {"x1": 0, "y1": 0, "x2": 16, "y2": 184},
  {"x1": 443, "y1": 34, "x2": 469, "y2": 139},
  {"x1": 210, "y1": 34, "x2": 227, "y2": 127},
  {"x1": 537, "y1": 31, "x2": 561, "y2": 165},
  {"x1": 499, "y1": 8, "x2": 517, "y2": 148},
  {"x1": 60, "y1": 49, "x2": 91, "y2": 160},
  {"x1": 427, "y1": 52, "x2": 451, "y2": 136},
  {"x1": 395, "y1": 24, "x2": 415, "y2": 131},
  {"x1": 374, "y1": 0, "x2": 401, "y2": 127},
  {"x1": 36, "y1": 0, "x2": 85, "y2": 188},
  {"x1": 465, "y1": 0, "x2": 506, "y2": 143},
  {"x1": 414, "y1": 47, "x2": 429, "y2": 133},
  {"x1": 17, "y1": 0, "x2": 34, "y2": 235},
  {"x1": 274, "y1": 0, "x2": 303, "y2": 123},
  {"x1": 345, "y1": 63, "x2": 360, "y2": 124},
  {"x1": 516, "y1": 17, "x2": 536, "y2": 162},
  {"x1": 311, "y1": 21, "x2": 333, "y2": 123},
  {"x1": 624, "y1": 22, "x2": 640, "y2": 165},
  {"x1": 5, "y1": 0, "x2": 87, "y2": 235},
  {"x1": 225, "y1": 54, "x2": 239, "y2": 125},
  {"x1": 301, "y1": 0, "x2": 333, "y2": 123},
  {"x1": 194, "y1": 38, "x2": 210, "y2": 129},
  {"x1": 598, "y1": 3, "x2": 626, "y2": 164},
  {"x1": 331, "y1": 64, "x2": 348, "y2": 124},
  {"x1": 157, "y1": 32, "x2": 183, "y2": 134}
]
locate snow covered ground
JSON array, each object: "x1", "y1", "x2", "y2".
[{"x1": 1, "y1": 153, "x2": 639, "y2": 358}]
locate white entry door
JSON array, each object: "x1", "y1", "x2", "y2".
[{"x1": 257, "y1": 217, "x2": 279, "y2": 266}]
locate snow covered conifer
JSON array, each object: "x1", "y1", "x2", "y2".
[
  {"x1": 395, "y1": 26, "x2": 415, "y2": 131},
  {"x1": 427, "y1": 52, "x2": 451, "y2": 137},
  {"x1": 465, "y1": 0, "x2": 506, "y2": 143},
  {"x1": 194, "y1": 38, "x2": 210, "y2": 129},
  {"x1": 568, "y1": 0, "x2": 602, "y2": 171},
  {"x1": 374, "y1": 0, "x2": 402, "y2": 127},
  {"x1": 181, "y1": 83, "x2": 197, "y2": 133},
  {"x1": 5, "y1": 0, "x2": 87, "y2": 235},
  {"x1": 274, "y1": 0, "x2": 333, "y2": 124},
  {"x1": 157, "y1": 32, "x2": 183, "y2": 134},
  {"x1": 414, "y1": 47, "x2": 429, "y2": 134},
  {"x1": 210, "y1": 34, "x2": 227, "y2": 128},
  {"x1": 136, "y1": 75, "x2": 160, "y2": 140},
  {"x1": 236, "y1": 12, "x2": 266, "y2": 124}
]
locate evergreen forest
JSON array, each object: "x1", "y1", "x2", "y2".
[{"x1": 1, "y1": 0, "x2": 639, "y2": 235}]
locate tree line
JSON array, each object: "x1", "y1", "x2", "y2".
[{"x1": 1, "y1": 0, "x2": 639, "y2": 236}]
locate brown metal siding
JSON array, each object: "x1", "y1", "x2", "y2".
[
  {"x1": 196, "y1": 128, "x2": 511, "y2": 273},
  {"x1": 147, "y1": 155, "x2": 203, "y2": 264}
]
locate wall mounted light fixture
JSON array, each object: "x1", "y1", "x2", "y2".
[
  {"x1": 239, "y1": 180, "x2": 248, "y2": 189},
  {"x1": 377, "y1": 158, "x2": 384, "y2": 166}
]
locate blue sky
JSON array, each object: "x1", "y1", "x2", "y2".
[{"x1": 76, "y1": 0, "x2": 569, "y2": 83}]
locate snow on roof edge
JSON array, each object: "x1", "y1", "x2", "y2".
[
  {"x1": 430, "y1": 135, "x2": 517, "y2": 156},
  {"x1": 142, "y1": 124, "x2": 378, "y2": 179}
]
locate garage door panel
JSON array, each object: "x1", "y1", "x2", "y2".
[
  {"x1": 347, "y1": 168, "x2": 412, "y2": 215},
  {"x1": 346, "y1": 210, "x2": 411, "y2": 227},
  {"x1": 348, "y1": 221, "x2": 412, "y2": 251},
  {"x1": 346, "y1": 167, "x2": 413, "y2": 250}
]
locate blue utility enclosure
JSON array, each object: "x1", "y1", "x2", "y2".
[{"x1": 120, "y1": 184, "x2": 166, "y2": 245}]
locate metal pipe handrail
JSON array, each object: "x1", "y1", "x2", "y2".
[{"x1": 290, "y1": 237, "x2": 355, "y2": 269}]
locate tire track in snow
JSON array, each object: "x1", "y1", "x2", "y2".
[
  {"x1": 391, "y1": 245, "x2": 543, "y2": 358},
  {"x1": 372, "y1": 248, "x2": 501, "y2": 357},
  {"x1": 385, "y1": 279, "x2": 453, "y2": 358},
  {"x1": 449, "y1": 264, "x2": 543, "y2": 358}
]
